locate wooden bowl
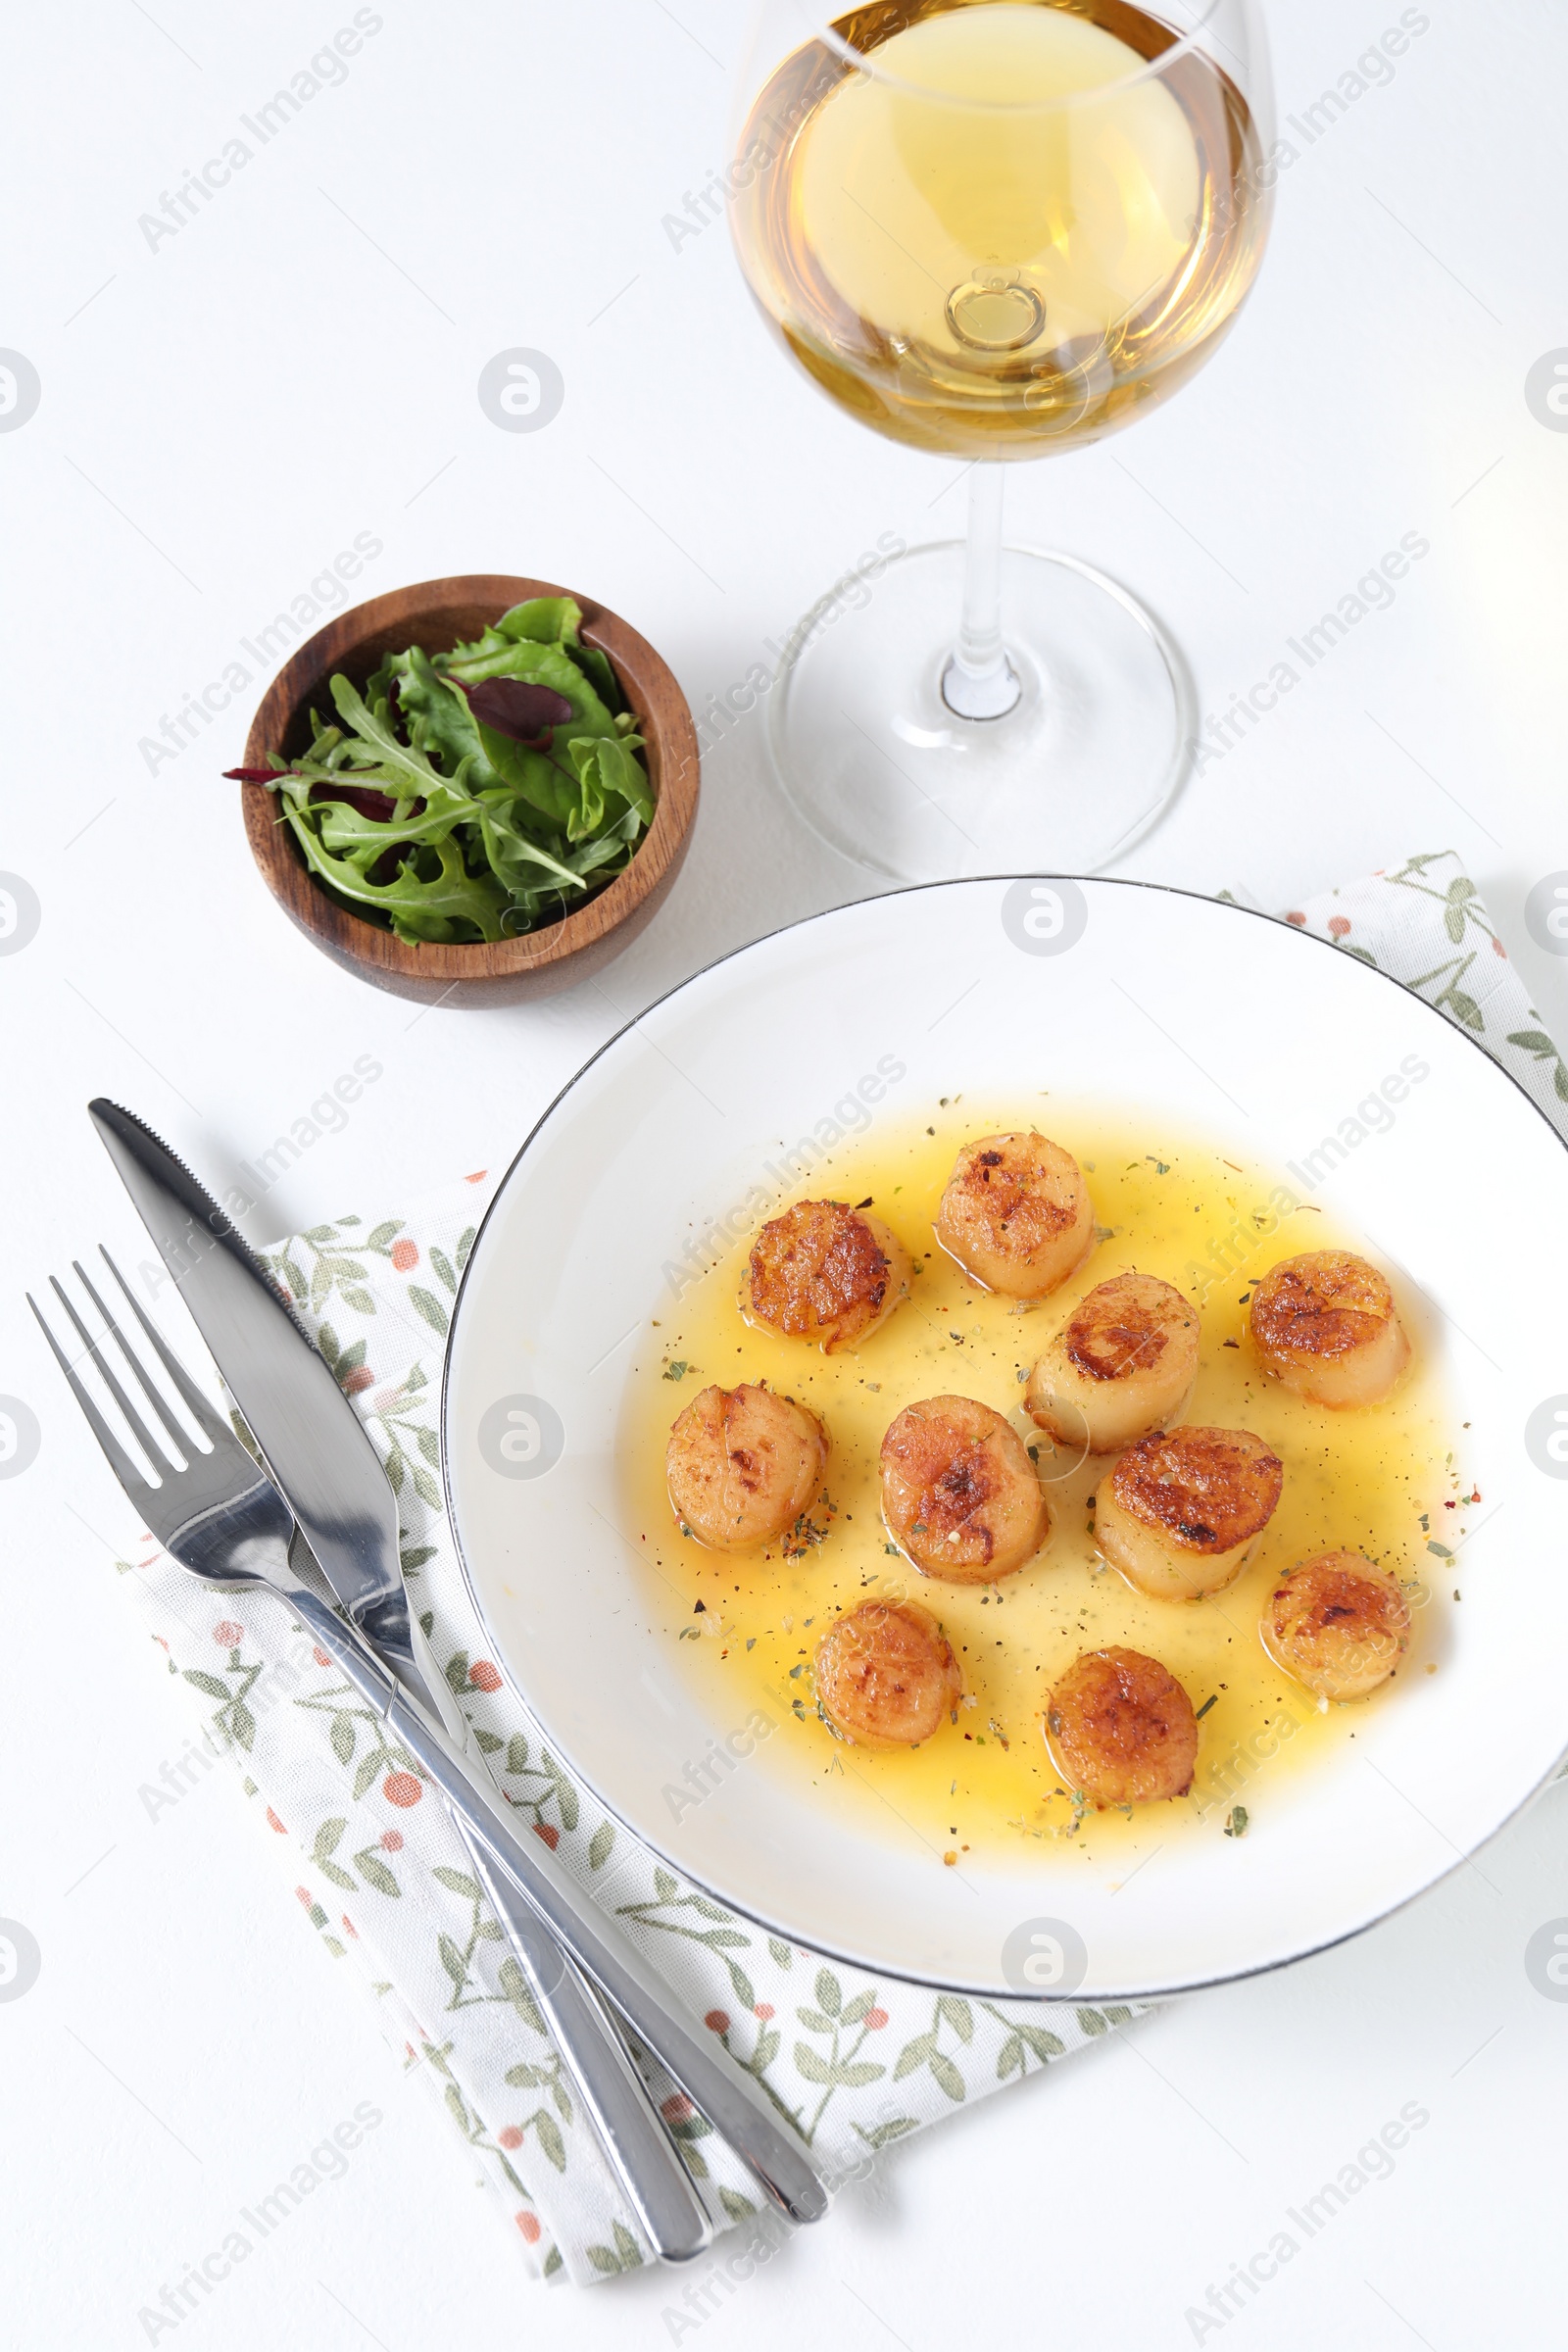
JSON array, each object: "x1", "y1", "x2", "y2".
[{"x1": 240, "y1": 573, "x2": 700, "y2": 1004}]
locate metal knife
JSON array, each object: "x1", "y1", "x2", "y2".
[
  {"x1": 88, "y1": 1099, "x2": 707, "y2": 2259},
  {"x1": 90, "y1": 1099, "x2": 827, "y2": 2232}
]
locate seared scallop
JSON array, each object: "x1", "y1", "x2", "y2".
[
  {"x1": 1250, "y1": 1250, "x2": 1410, "y2": 1408},
  {"x1": 814, "y1": 1599, "x2": 963, "y2": 1749},
  {"x1": 1025, "y1": 1273, "x2": 1200, "y2": 1454},
  {"x1": 1046, "y1": 1647, "x2": 1199, "y2": 1805},
  {"x1": 743, "y1": 1200, "x2": 911, "y2": 1352},
  {"x1": 1095, "y1": 1425, "x2": 1283, "y2": 1600},
  {"x1": 934, "y1": 1132, "x2": 1095, "y2": 1299},
  {"x1": 665, "y1": 1383, "x2": 827, "y2": 1552},
  {"x1": 1262, "y1": 1551, "x2": 1411, "y2": 1700},
  {"x1": 881, "y1": 1395, "x2": 1050, "y2": 1584}
]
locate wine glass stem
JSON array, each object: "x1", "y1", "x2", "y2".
[{"x1": 942, "y1": 464, "x2": 1022, "y2": 722}]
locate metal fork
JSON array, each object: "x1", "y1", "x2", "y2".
[{"x1": 30, "y1": 1255, "x2": 827, "y2": 2235}]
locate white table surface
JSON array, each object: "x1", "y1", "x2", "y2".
[{"x1": 4, "y1": 1, "x2": 1567, "y2": 2342}]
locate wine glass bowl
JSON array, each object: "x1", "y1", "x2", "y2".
[
  {"x1": 729, "y1": 0, "x2": 1274, "y2": 879},
  {"x1": 733, "y1": 0, "x2": 1267, "y2": 464}
]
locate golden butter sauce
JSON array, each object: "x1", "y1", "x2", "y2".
[{"x1": 618, "y1": 1103, "x2": 1470, "y2": 1870}]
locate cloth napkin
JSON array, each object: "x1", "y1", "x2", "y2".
[
  {"x1": 1260, "y1": 850, "x2": 1568, "y2": 1137},
  {"x1": 115, "y1": 848, "x2": 1565, "y2": 2288}
]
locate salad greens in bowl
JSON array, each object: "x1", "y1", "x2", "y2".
[
  {"x1": 231, "y1": 597, "x2": 654, "y2": 947},
  {"x1": 234, "y1": 573, "x2": 699, "y2": 1005}
]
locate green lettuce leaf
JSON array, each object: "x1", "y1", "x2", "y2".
[
  {"x1": 564, "y1": 639, "x2": 623, "y2": 712},
  {"x1": 564, "y1": 730, "x2": 654, "y2": 832},
  {"x1": 388, "y1": 645, "x2": 498, "y2": 785},
  {"x1": 447, "y1": 635, "x2": 616, "y2": 731},
  {"x1": 494, "y1": 597, "x2": 583, "y2": 645}
]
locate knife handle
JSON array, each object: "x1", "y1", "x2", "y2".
[
  {"x1": 379, "y1": 1689, "x2": 829, "y2": 2228},
  {"x1": 452, "y1": 1817, "x2": 710, "y2": 2262},
  {"x1": 287, "y1": 1589, "x2": 826, "y2": 2228},
  {"x1": 397, "y1": 1608, "x2": 710, "y2": 2263}
]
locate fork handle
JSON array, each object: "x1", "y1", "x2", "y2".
[
  {"x1": 450, "y1": 1814, "x2": 710, "y2": 2262},
  {"x1": 292, "y1": 1592, "x2": 827, "y2": 2228}
]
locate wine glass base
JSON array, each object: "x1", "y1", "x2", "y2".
[{"x1": 765, "y1": 539, "x2": 1197, "y2": 882}]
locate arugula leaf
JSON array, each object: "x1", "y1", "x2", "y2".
[
  {"x1": 284, "y1": 818, "x2": 509, "y2": 941},
  {"x1": 326, "y1": 675, "x2": 443, "y2": 797},
  {"x1": 475, "y1": 796, "x2": 588, "y2": 896},
  {"x1": 312, "y1": 780, "x2": 481, "y2": 857},
  {"x1": 564, "y1": 804, "x2": 644, "y2": 878}
]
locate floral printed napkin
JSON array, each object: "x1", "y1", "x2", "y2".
[
  {"x1": 115, "y1": 849, "x2": 1563, "y2": 2289},
  {"x1": 1267, "y1": 849, "x2": 1568, "y2": 1136}
]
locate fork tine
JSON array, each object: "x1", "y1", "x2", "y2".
[
  {"x1": 96, "y1": 1248, "x2": 228, "y2": 1448},
  {"x1": 80, "y1": 1250, "x2": 221, "y2": 1448},
  {"x1": 74, "y1": 1259, "x2": 209, "y2": 1471},
  {"x1": 47, "y1": 1273, "x2": 179, "y2": 1480},
  {"x1": 28, "y1": 1291, "x2": 157, "y2": 1508}
]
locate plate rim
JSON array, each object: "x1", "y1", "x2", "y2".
[{"x1": 440, "y1": 874, "x2": 1568, "y2": 2001}]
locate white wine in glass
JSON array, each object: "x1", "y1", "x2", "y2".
[{"x1": 730, "y1": 0, "x2": 1274, "y2": 878}]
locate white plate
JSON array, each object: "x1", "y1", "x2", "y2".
[{"x1": 442, "y1": 880, "x2": 1568, "y2": 2000}]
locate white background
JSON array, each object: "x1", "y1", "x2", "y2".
[{"x1": 3, "y1": 0, "x2": 1567, "y2": 2344}]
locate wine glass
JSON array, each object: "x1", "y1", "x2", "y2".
[{"x1": 728, "y1": 0, "x2": 1274, "y2": 880}]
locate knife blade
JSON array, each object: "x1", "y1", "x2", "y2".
[
  {"x1": 88, "y1": 1099, "x2": 715, "y2": 2258},
  {"x1": 89, "y1": 1099, "x2": 826, "y2": 2231}
]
